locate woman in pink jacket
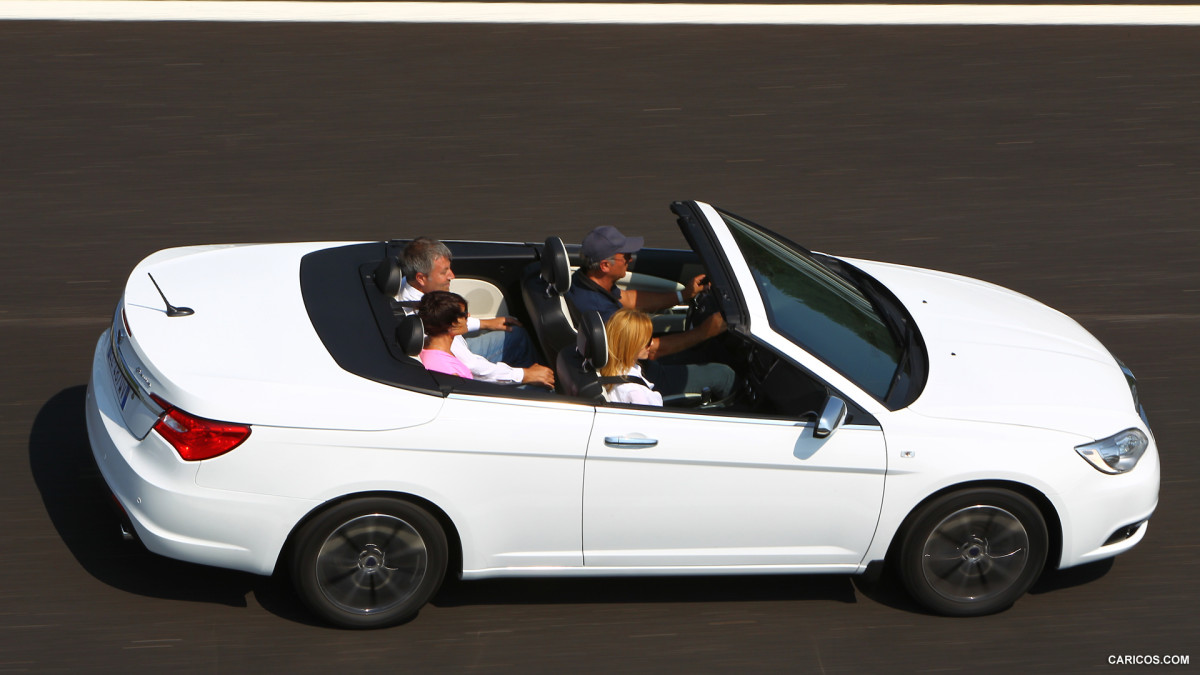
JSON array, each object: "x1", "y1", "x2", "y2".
[{"x1": 417, "y1": 291, "x2": 473, "y2": 379}]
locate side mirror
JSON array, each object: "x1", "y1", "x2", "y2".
[{"x1": 814, "y1": 396, "x2": 848, "y2": 439}]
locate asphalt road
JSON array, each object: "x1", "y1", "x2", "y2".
[{"x1": 1, "y1": 19, "x2": 1197, "y2": 673}]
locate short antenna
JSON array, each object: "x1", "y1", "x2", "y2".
[{"x1": 147, "y1": 274, "x2": 194, "y2": 317}]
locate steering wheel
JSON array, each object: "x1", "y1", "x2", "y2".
[{"x1": 684, "y1": 285, "x2": 722, "y2": 332}]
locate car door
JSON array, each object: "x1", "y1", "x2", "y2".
[
  {"x1": 424, "y1": 382, "x2": 596, "y2": 572},
  {"x1": 582, "y1": 399, "x2": 885, "y2": 569},
  {"x1": 580, "y1": 201, "x2": 900, "y2": 569}
]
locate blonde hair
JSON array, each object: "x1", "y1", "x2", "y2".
[{"x1": 600, "y1": 308, "x2": 653, "y2": 387}]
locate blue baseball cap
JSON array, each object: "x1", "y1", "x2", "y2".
[{"x1": 581, "y1": 226, "x2": 644, "y2": 262}]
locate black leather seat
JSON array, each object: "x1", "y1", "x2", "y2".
[
  {"x1": 521, "y1": 236, "x2": 578, "y2": 368},
  {"x1": 556, "y1": 310, "x2": 608, "y2": 401}
]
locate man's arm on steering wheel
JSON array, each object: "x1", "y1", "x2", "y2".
[
  {"x1": 623, "y1": 274, "x2": 709, "y2": 313},
  {"x1": 648, "y1": 312, "x2": 727, "y2": 359}
]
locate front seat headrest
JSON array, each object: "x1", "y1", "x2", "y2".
[
  {"x1": 395, "y1": 314, "x2": 425, "y2": 358},
  {"x1": 375, "y1": 256, "x2": 403, "y2": 298},
  {"x1": 540, "y1": 237, "x2": 571, "y2": 296},
  {"x1": 577, "y1": 310, "x2": 608, "y2": 371}
]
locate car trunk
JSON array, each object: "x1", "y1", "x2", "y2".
[{"x1": 114, "y1": 243, "x2": 442, "y2": 432}]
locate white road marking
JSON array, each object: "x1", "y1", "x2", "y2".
[{"x1": 1, "y1": 2, "x2": 1199, "y2": 26}]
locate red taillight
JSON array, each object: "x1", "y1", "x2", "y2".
[
  {"x1": 151, "y1": 398, "x2": 251, "y2": 461},
  {"x1": 110, "y1": 493, "x2": 128, "y2": 516}
]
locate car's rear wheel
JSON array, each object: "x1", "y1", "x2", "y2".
[
  {"x1": 900, "y1": 488, "x2": 1047, "y2": 616},
  {"x1": 292, "y1": 497, "x2": 447, "y2": 629}
]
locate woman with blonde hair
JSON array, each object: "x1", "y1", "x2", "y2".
[{"x1": 600, "y1": 308, "x2": 662, "y2": 406}]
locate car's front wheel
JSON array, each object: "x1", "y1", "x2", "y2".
[
  {"x1": 899, "y1": 488, "x2": 1048, "y2": 616},
  {"x1": 292, "y1": 497, "x2": 448, "y2": 629}
]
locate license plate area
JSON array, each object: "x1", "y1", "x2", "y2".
[{"x1": 106, "y1": 346, "x2": 134, "y2": 411}]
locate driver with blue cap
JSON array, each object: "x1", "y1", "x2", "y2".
[{"x1": 566, "y1": 225, "x2": 735, "y2": 401}]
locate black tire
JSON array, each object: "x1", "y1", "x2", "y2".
[
  {"x1": 291, "y1": 497, "x2": 448, "y2": 629},
  {"x1": 899, "y1": 488, "x2": 1047, "y2": 617}
]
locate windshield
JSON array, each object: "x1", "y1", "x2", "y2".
[{"x1": 723, "y1": 212, "x2": 903, "y2": 401}]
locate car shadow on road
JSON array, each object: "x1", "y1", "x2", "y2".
[
  {"x1": 29, "y1": 386, "x2": 304, "y2": 616},
  {"x1": 416, "y1": 558, "x2": 1107, "y2": 621},
  {"x1": 431, "y1": 573, "x2": 861, "y2": 609},
  {"x1": 1029, "y1": 559, "x2": 1114, "y2": 594}
]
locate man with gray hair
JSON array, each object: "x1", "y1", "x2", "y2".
[{"x1": 399, "y1": 237, "x2": 554, "y2": 388}]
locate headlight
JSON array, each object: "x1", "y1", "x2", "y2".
[{"x1": 1075, "y1": 428, "x2": 1148, "y2": 474}]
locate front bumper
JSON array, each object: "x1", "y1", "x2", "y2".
[{"x1": 1055, "y1": 434, "x2": 1160, "y2": 569}]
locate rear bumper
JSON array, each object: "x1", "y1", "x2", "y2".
[{"x1": 86, "y1": 331, "x2": 314, "y2": 576}]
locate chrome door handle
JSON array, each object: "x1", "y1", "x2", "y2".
[{"x1": 604, "y1": 435, "x2": 658, "y2": 448}]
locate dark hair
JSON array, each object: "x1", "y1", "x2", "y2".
[{"x1": 418, "y1": 291, "x2": 467, "y2": 336}]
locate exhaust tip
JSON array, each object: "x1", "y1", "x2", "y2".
[{"x1": 108, "y1": 492, "x2": 138, "y2": 542}]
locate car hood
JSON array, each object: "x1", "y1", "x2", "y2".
[
  {"x1": 847, "y1": 259, "x2": 1134, "y2": 439},
  {"x1": 121, "y1": 243, "x2": 441, "y2": 430}
]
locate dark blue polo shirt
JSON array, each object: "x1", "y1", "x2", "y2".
[{"x1": 565, "y1": 269, "x2": 623, "y2": 323}]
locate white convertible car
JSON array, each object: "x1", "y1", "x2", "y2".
[{"x1": 86, "y1": 201, "x2": 1158, "y2": 628}]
